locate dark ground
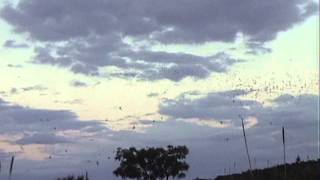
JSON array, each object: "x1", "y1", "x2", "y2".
[{"x1": 213, "y1": 159, "x2": 320, "y2": 180}]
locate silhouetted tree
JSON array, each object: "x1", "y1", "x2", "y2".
[
  {"x1": 295, "y1": 155, "x2": 301, "y2": 163},
  {"x1": 113, "y1": 145, "x2": 189, "y2": 180}
]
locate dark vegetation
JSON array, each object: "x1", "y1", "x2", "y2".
[
  {"x1": 56, "y1": 158, "x2": 319, "y2": 180},
  {"x1": 214, "y1": 159, "x2": 320, "y2": 180},
  {"x1": 55, "y1": 151, "x2": 319, "y2": 180},
  {"x1": 57, "y1": 174, "x2": 89, "y2": 180},
  {"x1": 113, "y1": 145, "x2": 189, "y2": 180}
]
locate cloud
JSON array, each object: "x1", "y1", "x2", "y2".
[
  {"x1": 10, "y1": 87, "x2": 18, "y2": 94},
  {"x1": 32, "y1": 43, "x2": 240, "y2": 81},
  {"x1": 5, "y1": 85, "x2": 48, "y2": 96},
  {"x1": 15, "y1": 133, "x2": 72, "y2": 145},
  {"x1": 147, "y1": 92, "x2": 159, "y2": 98},
  {"x1": 0, "y1": 91, "x2": 6, "y2": 95},
  {"x1": 0, "y1": 98, "x2": 104, "y2": 135},
  {"x1": 1, "y1": 0, "x2": 317, "y2": 43},
  {"x1": 260, "y1": 94, "x2": 318, "y2": 130},
  {"x1": 3, "y1": 39, "x2": 29, "y2": 48},
  {"x1": 271, "y1": 94, "x2": 296, "y2": 103},
  {"x1": 159, "y1": 89, "x2": 261, "y2": 121},
  {"x1": 245, "y1": 42, "x2": 272, "y2": 55},
  {"x1": 70, "y1": 80, "x2": 88, "y2": 88},
  {"x1": 7, "y1": 64, "x2": 23, "y2": 68},
  {"x1": 159, "y1": 90, "x2": 318, "y2": 150},
  {"x1": 2, "y1": 0, "x2": 316, "y2": 81},
  {"x1": 159, "y1": 90, "x2": 318, "y2": 129},
  {"x1": 54, "y1": 99, "x2": 83, "y2": 105},
  {"x1": 21, "y1": 85, "x2": 48, "y2": 92},
  {"x1": 115, "y1": 51, "x2": 240, "y2": 81}
]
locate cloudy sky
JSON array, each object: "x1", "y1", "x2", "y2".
[{"x1": 0, "y1": 0, "x2": 319, "y2": 179}]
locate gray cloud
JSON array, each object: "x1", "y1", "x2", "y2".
[
  {"x1": 54, "y1": 99, "x2": 83, "y2": 105},
  {"x1": 10, "y1": 87, "x2": 18, "y2": 94},
  {"x1": 147, "y1": 92, "x2": 159, "y2": 98},
  {"x1": 245, "y1": 42, "x2": 272, "y2": 55},
  {"x1": 70, "y1": 80, "x2": 88, "y2": 88},
  {"x1": 15, "y1": 133, "x2": 72, "y2": 145},
  {"x1": 161, "y1": 91, "x2": 317, "y2": 148},
  {"x1": 1, "y1": 0, "x2": 316, "y2": 81},
  {"x1": 21, "y1": 85, "x2": 48, "y2": 92},
  {"x1": 159, "y1": 90, "x2": 318, "y2": 129},
  {"x1": 7, "y1": 64, "x2": 23, "y2": 68},
  {"x1": 150, "y1": 0, "x2": 318, "y2": 43},
  {"x1": 160, "y1": 89, "x2": 261, "y2": 120},
  {"x1": 159, "y1": 90, "x2": 318, "y2": 151},
  {"x1": 116, "y1": 51, "x2": 240, "y2": 81},
  {"x1": 3, "y1": 39, "x2": 29, "y2": 48},
  {"x1": 32, "y1": 42, "x2": 240, "y2": 81},
  {"x1": 0, "y1": 98, "x2": 104, "y2": 135},
  {"x1": 0, "y1": 91, "x2": 6, "y2": 95},
  {"x1": 4, "y1": 85, "x2": 47, "y2": 96},
  {"x1": 1, "y1": 0, "x2": 317, "y2": 43}
]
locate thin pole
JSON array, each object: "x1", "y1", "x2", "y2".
[
  {"x1": 317, "y1": 13, "x2": 320, "y2": 160},
  {"x1": 282, "y1": 126, "x2": 286, "y2": 180},
  {"x1": 9, "y1": 156, "x2": 14, "y2": 180},
  {"x1": 240, "y1": 116, "x2": 254, "y2": 179}
]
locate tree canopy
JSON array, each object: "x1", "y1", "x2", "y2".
[{"x1": 113, "y1": 145, "x2": 189, "y2": 180}]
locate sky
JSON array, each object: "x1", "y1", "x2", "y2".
[{"x1": 0, "y1": 0, "x2": 319, "y2": 179}]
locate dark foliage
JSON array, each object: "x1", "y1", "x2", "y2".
[
  {"x1": 57, "y1": 175, "x2": 89, "y2": 180},
  {"x1": 215, "y1": 159, "x2": 320, "y2": 180},
  {"x1": 113, "y1": 145, "x2": 189, "y2": 180},
  {"x1": 295, "y1": 155, "x2": 301, "y2": 163}
]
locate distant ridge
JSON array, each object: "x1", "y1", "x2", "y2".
[{"x1": 212, "y1": 159, "x2": 320, "y2": 180}]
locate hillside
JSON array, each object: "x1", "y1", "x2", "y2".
[{"x1": 214, "y1": 159, "x2": 320, "y2": 180}]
